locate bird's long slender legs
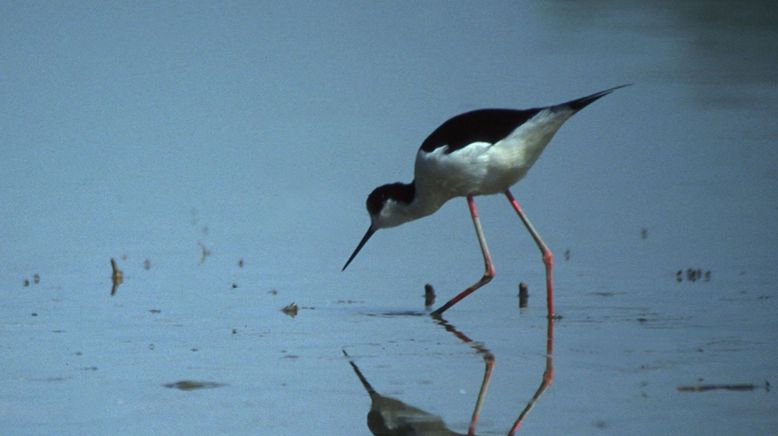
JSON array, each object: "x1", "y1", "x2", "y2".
[
  {"x1": 431, "y1": 195, "x2": 495, "y2": 317},
  {"x1": 504, "y1": 190, "x2": 555, "y2": 319}
]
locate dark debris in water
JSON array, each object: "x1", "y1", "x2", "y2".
[
  {"x1": 197, "y1": 241, "x2": 211, "y2": 264},
  {"x1": 589, "y1": 291, "x2": 625, "y2": 297},
  {"x1": 110, "y1": 258, "x2": 123, "y2": 296},
  {"x1": 164, "y1": 380, "x2": 226, "y2": 391},
  {"x1": 424, "y1": 283, "x2": 436, "y2": 307},
  {"x1": 23, "y1": 273, "x2": 41, "y2": 287},
  {"x1": 676, "y1": 268, "x2": 711, "y2": 283},
  {"x1": 281, "y1": 302, "x2": 298, "y2": 317},
  {"x1": 633, "y1": 312, "x2": 691, "y2": 328},
  {"x1": 518, "y1": 282, "x2": 529, "y2": 308},
  {"x1": 30, "y1": 376, "x2": 69, "y2": 383},
  {"x1": 677, "y1": 381, "x2": 770, "y2": 393},
  {"x1": 367, "y1": 310, "x2": 426, "y2": 318}
]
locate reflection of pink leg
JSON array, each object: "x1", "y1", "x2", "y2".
[
  {"x1": 432, "y1": 195, "x2": 495, "y2": 316},
  {"x1": 508, "y1": 317, "x2": 555, "y2": 435},
  {"x1": 504, "y1": 190, "x2": 555, "y2": 319},
  {"x1": 434, "y1": 316, "x2": 495, "y2": 436},
  {"x1": 468, "y1": 354, "x2": 495, "y2": 436}
]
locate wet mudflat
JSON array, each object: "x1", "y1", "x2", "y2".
[
  {"x1": 3, "y1": 251, "x2": 775, "y2": 435},
  {"x1": 2, "y1": 1, "x2": 778, "y2": 435}
]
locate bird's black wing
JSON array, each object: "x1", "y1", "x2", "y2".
[{"x1": 419, "y1": 108, "x2": 541, "y2": 154}]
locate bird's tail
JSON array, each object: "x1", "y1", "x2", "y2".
[{"x1": 558, "y1": 84, "x2": 631, "y2": 112}]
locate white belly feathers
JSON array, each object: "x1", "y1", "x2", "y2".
[{"x1": 414, "y1": 108, "x2": 572, "y2": 201}]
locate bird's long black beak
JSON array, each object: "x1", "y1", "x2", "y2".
[{"x1": 342, "y1": 226, "x2": 376, "y2": 271}]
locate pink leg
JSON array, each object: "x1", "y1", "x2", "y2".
[
  {"x1": 504, "y1": 190, "x2": 555, "y2": 319},
  {"x1": 431, "y1": 195, "x2": 495, "y2": 317}
]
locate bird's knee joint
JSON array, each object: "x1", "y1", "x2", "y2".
[{"x1": 543, "y1": 251, "x2": 553, "y2": 266}]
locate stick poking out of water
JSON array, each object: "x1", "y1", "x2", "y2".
[{"x1": 110, "y1": 258, "x2": 123, "y2": 296}]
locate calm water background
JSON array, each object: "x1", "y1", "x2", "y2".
[{"x1": 2, "y1": 1, "x2": 777, "y2": 435}]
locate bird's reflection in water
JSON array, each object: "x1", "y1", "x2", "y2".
[
  {"x1": 345, "y1": 315, "x2": 555, "y2": 435},
  {"x1": 343, "y1": 349, "x2": 464, "y2": 436}
]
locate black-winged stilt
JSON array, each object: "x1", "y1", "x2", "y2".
[{"x1": 343, "y1": 85, "x2": 627, "y2": 317}]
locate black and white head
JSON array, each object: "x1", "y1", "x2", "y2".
[{"x1": 342, "y1": 182, "x2": 416, "y2": 271}]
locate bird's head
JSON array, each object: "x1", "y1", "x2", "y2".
[{"x1": 342, "y1": 182, "x2": 416, "y2": 271}]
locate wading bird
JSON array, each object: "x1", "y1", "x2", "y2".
[{"x1": 343, "y1": 85, "x2": 627, "y2": 317}]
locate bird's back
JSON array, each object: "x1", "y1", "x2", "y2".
[
  {"x1": 414, "y1": 106, "x2": 572, "y2": 200},
  {"x1": 419, "y1": 108, "x2": 542, "y2": 155}
]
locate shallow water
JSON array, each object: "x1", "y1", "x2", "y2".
[{"x1": 2, "y1": 1, "x2": 778, "y2": 435}]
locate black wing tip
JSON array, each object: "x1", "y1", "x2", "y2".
[{"x1": 564, "y1": 83, "x2": 632, "y2": 112}]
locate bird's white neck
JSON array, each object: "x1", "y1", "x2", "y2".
[{"x1": 372, "y1": 181, "x2": 445, "y2": 229}]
